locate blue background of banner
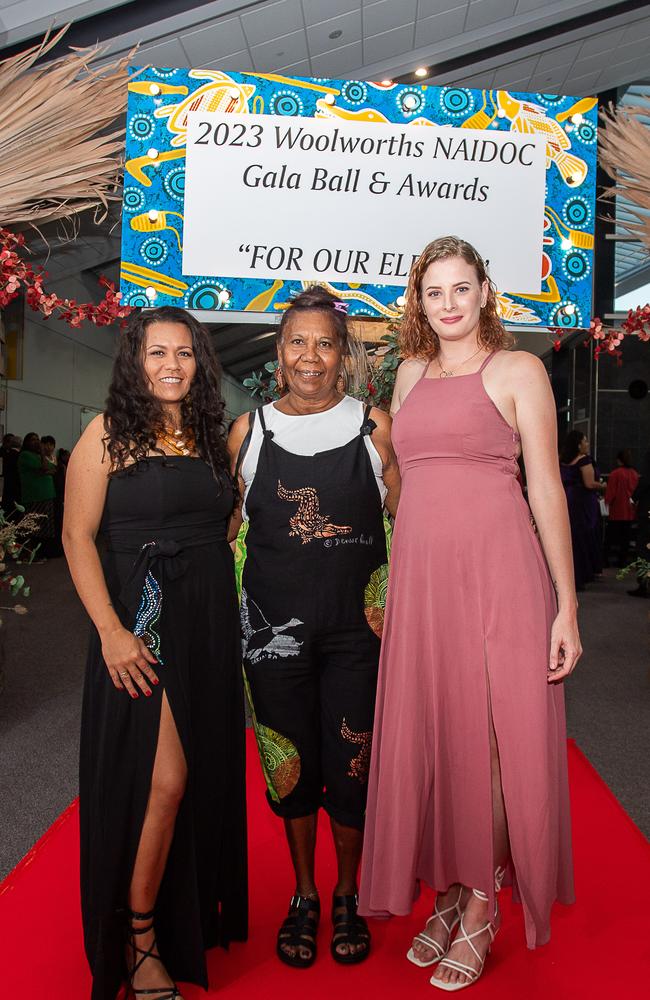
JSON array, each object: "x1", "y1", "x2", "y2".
[{"x1": 121, "y1": 69, "x2": 597, "y2": 328}]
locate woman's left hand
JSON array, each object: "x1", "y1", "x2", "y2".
[
  {"x1": 547, "y1": 611, "x2": 582, "y2": 684},
  {"x1": 548, "y1": 609, "x2": 582, "y2": 683}
]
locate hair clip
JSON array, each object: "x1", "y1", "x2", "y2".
[{"x1": 333, "y1": 300, "x2": 349, "y2": 314}]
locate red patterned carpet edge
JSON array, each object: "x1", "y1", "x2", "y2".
[{"x1": 1, "y1": 734, "x2": 648, "y2": 999}]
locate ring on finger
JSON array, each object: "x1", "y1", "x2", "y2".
[{"x1": 119, "y1": 670, "x2": 129, "y2": 679}]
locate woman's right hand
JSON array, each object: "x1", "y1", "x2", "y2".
[{"x1": 100, "y1": 626, "x2": 160, "y2": 697}]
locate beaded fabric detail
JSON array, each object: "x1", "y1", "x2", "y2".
[
  {"x1": 133, "y1": 568, "x2": 163, "y2": 663},
  {"x1": 341, "y1": 719, "x2": 372, "y2": 783}
]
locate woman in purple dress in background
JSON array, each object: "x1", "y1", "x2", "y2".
[
  {"x1": 559, "y1": 430, "x2": 605, "y2": 590},
  {"x1": 359, "y1": 236, "x2": 580, "y2": 992}
]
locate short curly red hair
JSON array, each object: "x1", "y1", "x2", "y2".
[{"x1": 400, "y1": 235, "x2": 514, "y2": 359}]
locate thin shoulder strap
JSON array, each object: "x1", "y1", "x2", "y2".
[
  {"x1": 478, "y1": 351, "x2": 498, "y2": 374},
  {"x1": 234, "y1": 410, "x2": 256, "y2": 481},
  {"x1": 360, "y1": 402, "x2": 376, "y2": 437}
]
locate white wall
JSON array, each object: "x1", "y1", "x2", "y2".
[
  {"x1": 3, "y1": 273, "x2": 254, "y2": 450},
  {"x1": 5, "y1": 273, "x2": 114, "y2": 451}
]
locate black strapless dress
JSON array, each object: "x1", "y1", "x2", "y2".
[{"x1": 79, "y1": 457, "x2": 247, "y2": 1000}]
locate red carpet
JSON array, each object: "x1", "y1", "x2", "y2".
[{"x1": 1, "y1": 734, "x2": 648, "y2": 999}]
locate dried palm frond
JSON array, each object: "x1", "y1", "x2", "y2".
[
  {"x1": 599, "y1": 101, "x2": 650, "y2": 251},
  {"x1": 0, "y1": 25, "x2": 136, "y2": 229}
]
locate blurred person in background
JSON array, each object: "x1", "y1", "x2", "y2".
[
  {"x1": 54, "y1": 447, "x2": 71, "y2": 545},
  {"x1": 1, "y1": 433, "x2": 22, "y2": 515},
  {"x1": 17, "y1": 432, "x2": 58, "y2": 556},
  {"x1": 628, "y1": 448, "x2": 650, "y2": 598},
  {"x1": 559, "y1": 430, "x2": 605, "y2": 590},
  {"x1": 604, "y1": 449, "x2": 639, "y2": 568},
  {"x1": 41, "y1": 434, "x2": 57, "y2": 471}
]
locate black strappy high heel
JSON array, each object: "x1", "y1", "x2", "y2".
[{"x1": 126, "y1": 908, "x2": 181, "y2": 1000}]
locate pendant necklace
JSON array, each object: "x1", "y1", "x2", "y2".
[{"x1": 436, "y1": 346, "x2": 483, "y2": 378}]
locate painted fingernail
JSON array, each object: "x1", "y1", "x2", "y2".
[
  {"x1": 131, "y1": 692, "x2": 138, "y2": 698},
  {"x1": 152, "y1": 678, "x2": 159, "y2": 685},
  {"x1": 145, "y1": 690, "x2": 152, "y2": 697}
]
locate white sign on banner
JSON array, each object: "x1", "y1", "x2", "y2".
[{"x1": 183, "y1": 111, "x2": 547, "y2": 293}]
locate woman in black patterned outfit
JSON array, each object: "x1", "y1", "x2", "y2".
[{"x1": 64, "y1": 307, "x2": 247, "y2": 1000}]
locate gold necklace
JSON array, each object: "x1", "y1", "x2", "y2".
[
  {"x1": 436, "y1": 346, "x2": 484, "y2": 378},
  {"x1": 157, "y1": 426, "x2": 196, "y2": 456}
]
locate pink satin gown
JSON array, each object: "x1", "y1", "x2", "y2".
[{"x1": 359, "y1": 351, "x2": 574, "y2": 948}]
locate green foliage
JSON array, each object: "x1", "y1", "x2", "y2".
[
  {"x1": 616, "y1": 557, "x2": 650, "y2": 582},
  {"x1": 0, "y1": 505, "x2": 43, "y2": 608}
]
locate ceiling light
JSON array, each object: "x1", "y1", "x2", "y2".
[
  {"x1": 571, "y1": 113, "x2": 583, "y2": 125},
  {"x1": 329, "y1": 29, "x2": 343, "y2": 40},
  {"x1": 381, "y1": 79, "x2": 393, "y2": 86},
  {"x1": 147, "y1": 209, "x2": 159, "y2": 222},
  {"x1": 414, "y1": 67, "x2": 428, "y2": 78},
  {"x1": 561, "y1": 238, "x2": 572, "y2": 251},
  {"x1": 146, "y1": 147, "x2": 159, "y2": 160},
  {"x1": 403, "y1": 94, "x2": 419, "y2": 109},
  {"x1": 323, "y1": 93, "x2": 336, "y2": 105},
  {"x1": 396, "y1": 295, "x2": 406, "y2": 308},
  {"x1": 149, "y1": 83, "x2": 161, "y2": 96},
  {"x1": 145, "y1": 286, "x2": 157, "y2": 300},
  {"x1": 564, "y1": 303, "x2": 575, "y2": 315},
  {"x1": 218, "y1": 288, "x2": 231, "y2": 304}
]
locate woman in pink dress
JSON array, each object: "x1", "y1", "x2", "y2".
[{"x1": 359, "y1": 236, "x2": 580, "y2": 991}]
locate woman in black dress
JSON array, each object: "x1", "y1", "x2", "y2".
[
  {"x1": 559, "y1": 430, "x2": 605, "y2": 590},
  {"x1": 64, "y1": 306, "x2": 247, "y2": 1000}
]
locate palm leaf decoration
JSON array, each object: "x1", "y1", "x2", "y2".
[
  {"x1": 599, "y1": 99, "x2": 650, "y2": 251},
  {"x1": 233, "y1": 521, "x2": 248, "y2": 600},
  {"x1": 242, "y1": 670, "x2": 300, "y2": 803},
  {"x1": 364, "y1": 516, "x2": 393, "y2": 637},
  {"x1": 0, "y1": 26, "x2": 134, "y2": 228}
]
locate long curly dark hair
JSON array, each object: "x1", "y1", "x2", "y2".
[{"x1": 104, "y1": 306, "x2": 230, "y2": 482}]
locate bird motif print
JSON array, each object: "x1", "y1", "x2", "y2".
[{"x1": 240, "y1": 588, "x2": 303, "y2": 663}]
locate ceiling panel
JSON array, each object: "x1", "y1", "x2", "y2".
[
  {"x1": 306, "y1": 9, "x2": 362, "y2": 57},
  {"x1": 417, "y1": 0, "x2": 470, "y2": 17},
  {"x1": 203, "y1": 49, "x2": 254, "y2": 71},
  {"x1": 136, "y1": 37, "x2": 191, "y2": 68},
  {"x1": 311, "y1": 38, "x2": 363, "y2": 75},
  {"x1": 535, "y1": 41, "x2": 581, "y2": 72},
  {"x1": 180, "y1": 17, "x2": 248, "y2": 64},
  {"x1": 364, "y1": 23, "x2": 415, "y2": 64},
  {"x1": 302, "y1": 0, "x2": 360, "y2": 26},
  {"x1": 364, "y1": 0, "x2": 419, "y2": 36},
  {"x1": 250, "y1": 28, "x2": 309, "y2": 72},
  {"x1": 414, "y1": 6, "x2": 468, "y2": 47},
  {"x1": 240, "y1": 0, "x2": 303, "y2": 47},
  {"x1": 466, "y1": 0, "x2": 518, "y2": 32}
]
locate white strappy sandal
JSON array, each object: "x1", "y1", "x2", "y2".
[
  {"x1": 406, "y1": 886, "x2": 464, "y2": 968},
  {"x1": 429, "y1": 867, "x2": 505, "y2": 991}
]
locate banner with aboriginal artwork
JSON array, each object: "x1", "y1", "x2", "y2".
[{"x1": 121, "y1": 69, "x2": 597, "y2": 329}]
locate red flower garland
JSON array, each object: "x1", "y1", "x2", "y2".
[
  {"x1": 1, "y1": 228, "x2": 132, "y2": 327},
  {"x1": 550, "y1": 305, "x2": 650, "y2": 365}
]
